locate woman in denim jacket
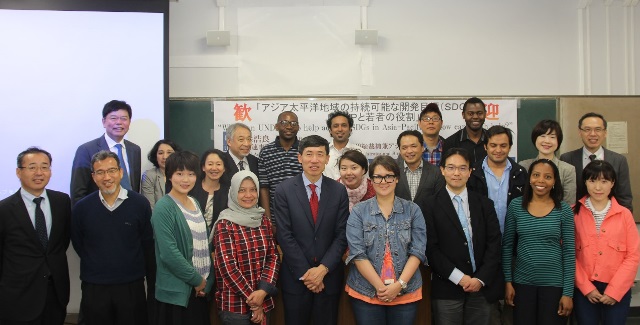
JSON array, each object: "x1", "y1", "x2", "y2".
[
  {"x1": 573, "y1": 160, "x2": 640, "y2": 325},
  {"x1": 345, "y1": 155, "x2": 427, "y2": 325}
]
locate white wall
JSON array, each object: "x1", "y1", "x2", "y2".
[{"x1": 169, "y1": 0, "x2": 640, "y2": 97}]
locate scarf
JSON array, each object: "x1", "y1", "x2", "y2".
[
  {"x1": 340, "y1": 176, "x2": 369, "y2": 211},
  {"x1": 214, "y1": 170, "x2": 265, "y2": 230}
]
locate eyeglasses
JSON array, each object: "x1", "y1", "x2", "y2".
[
  {"x1": 93, "y1": 168, "x2": 120, "y2": 177},
  {"x1": 420, "y1": 116, "x2": 442, "y2": 122},
  {"x1": 443, "y1": 165, "x2": 469, "y2": 173},
  {"x1": 371, "y1": 175, "x2": 397, "y2": 184},
  {"x1": 580, "y1": 127, "x2": 605, "y2": 134},
  {"x1": 19, "y1": 165, "x2": 50, "y2": 172},
  {"x1": 278, "y1": 120, "x2": 299, "y2": 127}
]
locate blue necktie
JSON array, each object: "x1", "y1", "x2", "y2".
[
  {"x1": 454, "y1": 195, "x2": 476, "y2": 272},
  {"x1": 115, "y1": 144, "x2": 132, "y2": 190},
  {"x1": 33, "y1": 197, "x2": 48, "y2": 248}
]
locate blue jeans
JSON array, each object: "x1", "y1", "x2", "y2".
[
  {"x1": 574, "y1": 281, "x2": 631, "y2": 325},
  {"x1": 350, "y1": 298, "x2": 418, "y2": 325}
]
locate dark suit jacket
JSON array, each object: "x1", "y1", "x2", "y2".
[
  {"x1": 560, "y1": 147, "x2": 633, "y2": 211},
  {"x1": 274, "y1": 174, "x2": 349, "y2": 295},
  {"x1": 0, "y1": 189, "x2": 71, "y2": 322},
  {"x1": 70, "y1": 136, "x2": 141, "y2": 205},
  {"x1": 223, "y1": 152, "x2": 259, "y2": 180},
  {"x1": 419, "y1": 189, "x2": 503, "y2": 302},
  {"x1": 395, "y1": 156, "x2": 445, "y2": 203}
]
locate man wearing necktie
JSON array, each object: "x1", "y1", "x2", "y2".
[
  {"x1": 560, "y1": 112, "x2": 633, "y2": 211},
  {"x1": 419, "y1": 148, "x2": 502, "y2": 325},
  {"x1": 274, "y1": 135, "x2": 349, "y2": 325},
  {"x1": 70, "y1": 100, "x2": 142, "y2": 205},
  {"x1": 0, "y1": 147, "x2": 71, "y2": 325},
  {"x1": 222, "y1": 123, "x2": 260, "y2": 184}
]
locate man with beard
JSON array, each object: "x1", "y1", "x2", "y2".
[
  {"x1": 71, "y1": 151, "x2": 154, "y2": 325},
  {"x1": 323, "y1": 111, "x2": 367, "y2": 180},
  {"x1": 258, "y1": 111, "x2": 304, "y2": 228},
  {"x1": 444, "y1": 97, "x2": 488, "y2": 165}
]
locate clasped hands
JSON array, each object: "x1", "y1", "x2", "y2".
[
  {"x1": 459, "y1": 275, "x2": 482, "y2": 293},
  {"x1": 247, "y1": 290, "x2": 268, "y2": 324},
  {"x1": 300, "y1": 264, "x2": 329, "y2": 293},
  {"x1": 586, "y1": 290, "x2": 617, "y2": 305}
]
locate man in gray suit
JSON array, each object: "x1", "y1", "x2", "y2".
[
  {"x1": 70, "y1": 100, "x2": 142, "y2": 205},
  {"x1": 560, "y1": 112, "x2": 632, "y2": 211},
  {"x1": 395, "y1": 130, "x2": 445, "y2": 203}
]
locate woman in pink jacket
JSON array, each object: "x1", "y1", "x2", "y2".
[{"x1": 573, "y1": 160, "x2": 640, "y2": 325}]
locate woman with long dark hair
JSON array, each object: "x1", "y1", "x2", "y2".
[
  {"x1": 573, "y1": 160, "x2": 639, "y2": 325},
  {"x1": 502, "y1": 159, "x2": 575, "y2": 325}
]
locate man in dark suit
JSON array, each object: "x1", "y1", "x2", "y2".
[
  {"x1": 223, "y1": 123, "x2": 259, "y2": 183},
  {"x1": 0, "y1": 147, "x2": 71, "y2": 325},
  {"x1": 395, "y1": 130, "x2": 445, "y2": 203},
  {"x1": 560, "y1": 112, "x2": 633, "y2": 211},
  {"x1": 420, "y1": 148, "x2": 502, "y2": 325},
  {"x1": 274, "y1": 135, "x2": 349, "y2": 325},
  {"x1": 70, "y1": 100, "x2": 141, "y2": 205}
]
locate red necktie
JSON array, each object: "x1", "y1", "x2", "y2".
[{"x1": 309, "y1": 184, "x2": 319, "y2": 223}]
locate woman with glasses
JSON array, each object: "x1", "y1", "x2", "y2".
[
  {"x1": 420, "y1": 148, "x2": 502, "y2": 325},
  {"x1": 141, "y1": 139, "x2": 180, "y2": 209},
  {"x1": 573, "y1": 161, "x2": 639, "y2": 325},
  {"x1": 345, "y1": 155, "x2": 427, "y2": 325},
  {"x1": 502, "y1": 159, "x2": 574, "y2": 325},
  {"x1": 518, "y1": 120, "x2": 576, "y2": 205},
  {"x1": 338, "y1": 149, "x2": 376, "y2": 212}
]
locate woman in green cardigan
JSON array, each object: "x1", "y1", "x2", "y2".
[{"x1": 151, "y1": 151, "x2": 214, "y2": 325}]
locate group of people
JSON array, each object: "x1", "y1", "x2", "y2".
[{"x1": 0, "y1": 97, "x2": 637, "y2": 325}]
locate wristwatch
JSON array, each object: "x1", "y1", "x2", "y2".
[{"x1": 398, "y1": 278, "x2": 407, "y2": 290}]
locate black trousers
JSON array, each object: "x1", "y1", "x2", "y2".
[
  {"x1": 513, "y1": 283, "x2": 567, "y2": 325},
  {"x1": 0, "y1": 279, "x2": 66, "y2": 325},
  {"x1": 282, "y1": 290, "x2": 340, "y2": 325},
  {"x1": 80, "y1": 279, "x2": 148, "y2": 325}
]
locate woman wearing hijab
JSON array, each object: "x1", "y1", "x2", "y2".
[{"x1": 213, "y1": 171, "x2": 280, "y2": 325}]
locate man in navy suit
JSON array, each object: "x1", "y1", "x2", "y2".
[
  {"x1": 0, "y1": 147, "x2": 71, "y2": 325},
  {"x1": 274, "y1": 135, "x2": 349, "y2": 325},
  {"x1": 560, "y1": 112, "x2": 633, "y2": 211},
  {"x1": 70, "y1": 100, "x2": 141, "y2": 205}
]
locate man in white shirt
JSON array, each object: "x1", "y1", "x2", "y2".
[
  {"x1": 70, "y1": 100, "x2": 141, "y2": 205},
  {"x1": 323, "y1": 111, "x2": 367, "y2": 180}
]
